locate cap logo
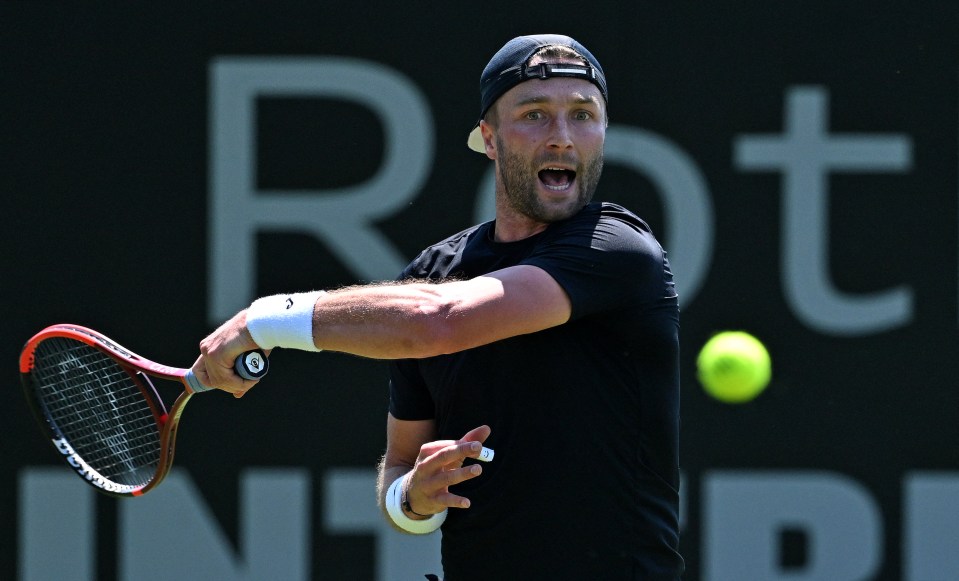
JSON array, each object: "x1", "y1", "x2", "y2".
[{"x1": 525, "y1": 63, "x2": 597, "y2": 82}]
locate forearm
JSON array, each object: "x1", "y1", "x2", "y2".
[
  {"x1": 313, "y1": 283, "x2": 457, "y2": 359},
  {"x1": 308, "y1": 266, "x2": 570, "y2": 359},
  {"x1": 377, "y1": 455, "x2": 411, "y2": 511}
]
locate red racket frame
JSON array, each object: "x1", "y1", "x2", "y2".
[{"x1": 20, "y1": 324, "x2": 216, "y2": 497}]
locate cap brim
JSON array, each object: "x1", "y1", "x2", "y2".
[{"x1": 467, "y1": 126, "x2": 486, "y2": 153}]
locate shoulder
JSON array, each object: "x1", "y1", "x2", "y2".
[
  {"x1": 546, "y1": 202, "x2": 663, "y2": 256},
  {"x1": 525, "y1": 203, "x2": 677, "y2": 317},
  {"x1": 400, "y1": 222, "x2": 490, "y2": 280},
  {"x1": 592, "y1": 202, "x2": 655, "y2": 237}
]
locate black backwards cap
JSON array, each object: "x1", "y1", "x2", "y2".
[{"x1": 467, "y1": 34, "x2": 608, "y2": 153}]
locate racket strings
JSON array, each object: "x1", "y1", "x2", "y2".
[{"x1": 30, "y1": 338, "x2": 162, "y2": 487}]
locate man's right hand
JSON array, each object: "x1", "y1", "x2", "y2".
[{"x1": 193, "y1": 309, "x2": 267, "y2": 398}]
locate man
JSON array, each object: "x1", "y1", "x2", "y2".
[{"x1": 195, "y1": 34, "x2": 684, "y2": 580}]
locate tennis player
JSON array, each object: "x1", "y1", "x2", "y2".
[{"x1": 196, "y1": 34, "x2": 684, "y2": 580}]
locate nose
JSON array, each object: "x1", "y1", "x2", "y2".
[{"x1": 546, "y1": 116, "x2": 574, "y2": 150}]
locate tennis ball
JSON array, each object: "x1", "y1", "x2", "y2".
[{"x1": 696, "y1": 331, "x2": 771, "y2": 404}]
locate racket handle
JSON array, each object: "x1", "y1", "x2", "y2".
[
  {"x1": 234, "y1": 349, "x2": 269, "y2": 381},
  {"x1": 183, "y1": 350, "x2": 269, "y2": 393}
]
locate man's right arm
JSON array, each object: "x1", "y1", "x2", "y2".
[{"x1": 194, "y1": 264, "x2": 571, "y2": 395}]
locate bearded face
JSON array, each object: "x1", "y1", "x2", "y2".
[
  {"x1": 483, "y1": 73, "x2": 607, "y2": 231},
  {"x1": 496, "y1": 133, "x2": 604, "y2": 224}
]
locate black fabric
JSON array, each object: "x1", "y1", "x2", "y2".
[
  {"x1": 474, "y1": 34, "x2": 609, "y2": 124},
  {"x1": 389, "y1": 202, "x2": 684, "y2": 580}
]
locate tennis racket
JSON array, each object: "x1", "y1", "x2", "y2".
[{"x1": 19, "y1": 323, "x2": 268, "y2": 497}]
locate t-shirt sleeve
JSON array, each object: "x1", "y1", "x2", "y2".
[{"x1": 521, "y1": 210, "x2": 675, "y2": 320}]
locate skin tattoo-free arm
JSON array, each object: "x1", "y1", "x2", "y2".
[{"x1": 193, "y1": 264, "x2": 571, "y2": 396}]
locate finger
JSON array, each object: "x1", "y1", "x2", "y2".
[
  {"x1": 416, "y1": 439, "x2": 459, "y2": 460},
  {"x1": 425, "y1": 441, "x2": 484, "y2": 469},
  {"x1": 207, "y1": 362, "x2": 245, "y2": 392},
  {"x1": 235, "y1": 377, "x2": 262, "y2": 398},
  {"x1": 433, "y1": 463, "x2": 482, "y2": 489},
  {"x1": 416, "y1": 439, "x2": 471, "y2": 464},
  {"x1": 433, "y1": 489, "x2": 474, "y2": 510},
  {"x1": 194, "y1": 352, "x2": 250, "y2": 395},
  {"x1": 200, "y1": 345, "x2": 249, "y2": 390},
  {"x1": 459, "y1": 424, "x2": 491, "y2": 445},
  {"x1": 411, "y1": 460, "x2": 482, "y2": 496},
  {"x1": 196, "y1": 309, "x2": 263, "y2": 390},
  {"x1": 190, "y1": 355, "x2": 212, "y2": 386},
  {"x1": 407, "y1": 468, "x2": 478, "y2": 513},
  {"x1": 456, "y1": 439, "x2": 494, "y2": 462},
  {"x1": 408, "y1": 473, "x2": 476, "y2": 511}
]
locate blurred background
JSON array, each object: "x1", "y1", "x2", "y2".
[{"x1": 3, "y1": 2, "x2": 958, "y2": 579}]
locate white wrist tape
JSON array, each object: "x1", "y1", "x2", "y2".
[
  {"x1": 386, "y1": 474, "x2": 446, "y2": 534},
  {"x1": 245, "y1": 291, "x2": 326, "y2": 351}
]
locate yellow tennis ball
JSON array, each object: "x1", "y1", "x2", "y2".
[{"x1": 697, "y1": 331, "x2": 771, "y2": 403}]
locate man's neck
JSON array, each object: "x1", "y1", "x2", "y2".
[{"x1": 491, "y1": 211, "x2": 549, "y2": 242}]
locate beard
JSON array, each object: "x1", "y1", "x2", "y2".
[{"x1": 496, "y1": 136, "x2": 604, "y2": 224}]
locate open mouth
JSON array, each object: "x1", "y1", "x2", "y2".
[{"x1": 538, "y1": 167, "x2": 576, "y2": 192}]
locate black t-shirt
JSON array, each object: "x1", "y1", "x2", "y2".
[{"x1": 389, "y1": 202, "x2": 684, "y2": 580}]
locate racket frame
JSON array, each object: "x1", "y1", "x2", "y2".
[{"x1": 20, "y1": 323, "x2": 213, "y2": 497}]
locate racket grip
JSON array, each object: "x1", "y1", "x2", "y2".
[{"x1": 235, "y1": 349, "x2": 269, "y2": 381}]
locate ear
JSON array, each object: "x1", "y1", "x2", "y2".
[{"x1": 480, "y1": 120, "x2": 497, "y2": 160}]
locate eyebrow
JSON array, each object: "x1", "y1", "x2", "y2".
[{"x1": 513, "y1": 94, "x2": 601, "y2": 108}]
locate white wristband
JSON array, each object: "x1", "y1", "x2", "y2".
[
  {"x1": 245, "y1": 291, "x2": 326, "y2": 351},
  {"x1": 386, "y1": 474, "x2": 446, "y2": 534}
]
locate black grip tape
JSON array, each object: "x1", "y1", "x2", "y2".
[{"x1": 234, "y1": 350, "x2": 269, "y2": 380}]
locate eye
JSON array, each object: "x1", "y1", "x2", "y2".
[
  {"x1": 525, "y1": 111, "x2": 544, "y2": 121},
  {"x1": 574, "y1": 110, "x2": 593, "y2": 121}
]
